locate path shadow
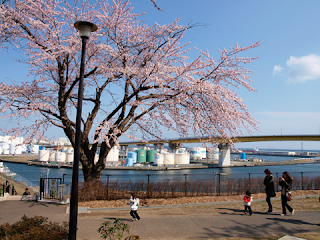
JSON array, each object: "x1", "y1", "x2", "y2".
[
  {"x1": 102, "y1": 217, "x2": 133, "y2": 222},
  {"x1": 24, "y1": 200, "x2": 60, "y2": 208},
  {"x1": 266, "y1": 217, "x2": 317, "y2": 226}
]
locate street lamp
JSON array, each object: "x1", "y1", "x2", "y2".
[{"x1": 69, "y1": 21, "x2": 97, "y2": 240}]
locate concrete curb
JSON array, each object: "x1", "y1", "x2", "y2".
[{"x1": 0, "y1": 192, "x2": 9, "y2": 201}]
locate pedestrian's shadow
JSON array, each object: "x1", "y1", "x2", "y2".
[{"x1": 217, "y1": 207, "x2": 267, "y2": 215}]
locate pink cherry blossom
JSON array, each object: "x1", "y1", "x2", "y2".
[{"x1": 0, "y1": 0, "x2": 260, "y2": 181}]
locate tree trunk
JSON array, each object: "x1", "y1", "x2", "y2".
[{"x1": 82, "y1": 163, "x2": 103, "y2": 182}]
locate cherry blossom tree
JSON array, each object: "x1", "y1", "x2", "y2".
[{"x1": 0, "y1": 0, "x2": 260, "y2": 181}]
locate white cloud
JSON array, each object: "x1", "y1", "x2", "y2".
[
  {"x1": 273, "y1": 65, "x2": 284, "y2": 76},
  {"x1": 286, "y1": 54, "x2": 320, "y2": 84}
]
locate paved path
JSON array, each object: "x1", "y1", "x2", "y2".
[{"x1": 0, "y1": 196, "x2": 319, "y2": 239}]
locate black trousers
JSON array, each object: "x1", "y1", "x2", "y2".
[
  {"x1": 244, "y1": 205, "x2": 252, "y2": 215},
  {"x1": 130, "y1": 210, "x2": 140, "y2": 220},
  {"x1": 266, "y1": 194, "x2": 272, "y2": 212},
  {"x1": 281, "y1": 194, "x2": 293, "y2": 215}
]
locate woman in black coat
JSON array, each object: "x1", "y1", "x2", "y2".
[{"x1": 264, "y1": 169, "x2": 275, "y2": 214}]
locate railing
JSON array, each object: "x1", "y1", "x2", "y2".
[{"x1": 72, "y1": 171, "x2": 320, "y2": 202}]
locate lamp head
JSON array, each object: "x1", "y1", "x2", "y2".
[{"x1": 74, "y1": 21, "x2": 98, "y2": 38}]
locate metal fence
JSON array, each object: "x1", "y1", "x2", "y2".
[{"x1": 73, "y1": 171, "x2": 320, "y2": 201}]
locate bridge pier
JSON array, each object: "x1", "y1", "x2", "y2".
[
  {"x1": 168, "y1": 142, "x2": 181, "y2": 153},
  {"x1": 218, "y1": 143, "x2": 230, "y2": 166}
]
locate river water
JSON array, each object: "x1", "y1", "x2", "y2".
[{"x1": 3, "y1": 153, "x2": 320, "y2": 188}]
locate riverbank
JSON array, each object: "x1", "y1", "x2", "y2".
[
  {"x1": 1, "y1": 155, "x2": 319, "y2": 171},
  {"x1": 0, "y1": 172, "x2": 37, "y2": 195}
]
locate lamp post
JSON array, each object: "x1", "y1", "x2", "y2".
[{"x1": 69, "y1": 21, "x2": 97, "y2": 240}]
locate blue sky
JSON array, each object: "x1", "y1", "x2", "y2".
[{"x1": 1, "y1": 0, "x2": 320, "y2": 150}]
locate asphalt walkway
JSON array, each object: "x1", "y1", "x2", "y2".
[{"x1": 0, "y1": 195, "x2": 319, "y2": 240}]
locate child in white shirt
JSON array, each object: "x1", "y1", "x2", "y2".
[{"x1": 128, "y1": 193, "x2": 140, "y2": 221}]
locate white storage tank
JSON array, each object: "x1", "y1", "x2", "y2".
[
  {"x1": 154, "y1": 154, "x2": 164, "y2": 165},
  {"x1": 1, "y1": 143, "x2": 9, "y2": 155},
  {"x1": 66, "y1": 148, "x2": 74, "y2": 153},
  {"x1": 207, "y1": 147, "x2": 219, "y2": 160},
  {"x1": 9, "y1": 144, "x2": 16, "y2": 155},
  {"x1": 106, "y1": 146, "x2": 119, "y2": 162},
  {"x1": 188, "y1": 147, "x2": 206, "y2": 159},
  {"x1": 0, "y1": 146, "x2": 2, "y2": 154},
  {"x1": 39, "y1": 150, "x2": 50, "y2": 162},
  {"x1": 163, "y1": 153, "x2": 175, "y2": 165},
  {"x1": 175, "y1": 153, "x2": 190, "y2": 164},
  {"x1": 15, "y1": 145, "x2": 22, "y2": 155},
  {"x1": 55, "y1": 151, "x2": 66, "y2": 163},
  {"x1": 62, "y1": 147, "x2": 68, "y2": 152},
  {"x1": 66, "y1": 152, "x2": 74, "y2": 164},
  {"x1": 177, "y1": 148, "x2": 186, "y2": 153},
  {"x1": 49, "y1": 151, "x2": 56, "y2": 162},
  {"x1": 9, "y1": 144, "x2": 23, "y2": 155}
]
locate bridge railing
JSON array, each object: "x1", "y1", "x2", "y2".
[{"x1": 63, "y1": 171, "x2": 320, "y2": 201}]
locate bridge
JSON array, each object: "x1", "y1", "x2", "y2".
[
  {"x1": 119, "y1": 134, "x2": 320, "y2": 145},
  {"x1": 120, "y1": 135, "x2": 320, "y2": 167}
]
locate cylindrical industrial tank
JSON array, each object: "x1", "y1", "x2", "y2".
[
  {"x1": 177, "y1": 148, "x2": 186, "y2": 153},
  {"x1": 127, "y1": 152, "x2": 137, "y2": 163},
  {"x1": 49, "y1": 151, "x2": 56, "y2": 162},
  {"x1": 55, "y1": 151, "x2": 66, "y2": 163},
  {"x1": 201, "y1": 148, "x2": 207, "y2": 158},
  {"x1": 0, "y1": 146, "x2": 2, "y2": 154},
  {"x1": 240, "y1": 152, "x2": 246, "y2": 160},
  {"x1": 9, "y1": 144, "x2": 16, "y2": 155},
  {"x1": 163, "y1": 153, "x2": 175, "y2": 165},
  {"x1": 146, "y1": 150, "x2": 157, "y2": 162},
  {"x1": 1, "y1": 143, "x2": 9, "y2": 155},
  {"x1": 106, "y1": 146, "x2": 119, "y2": 162},
  {"x1": 39, "y1": 150, "x2": 50, "y2": 162},
  {"x1": 14, "y1": 145, "x2": 22, "y2": 155},
  {"x1": 207, "y1": 148, "x2": 219, "y2": 160},
  {"x1": 175, "y1": 153, "x2": 190, "y2": 164},
  {"x1": 135, "y1": 149, "x2": 146, "y2": 163},
  {"x1": 66, "y1": 152, "x2": 74, "y2": 164},
  {"x1": 126, "y1": 158, "x2": 134, "y2": 166},
  {"x1": 154, "y1": 154, "x2": 164, "y2": 165},
  {"x1": 61, "y1": 147, "x2": 68, "y2": 152},
  {"x1": 188, "y1": 147, "x2": 206, "y2": 159},
  {"x1": 66, "y1": 148, "x2": 74, "y2": 153}
]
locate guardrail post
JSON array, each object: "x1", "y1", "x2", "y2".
[
  {"x1": 63, "y1": 174, "x2": 66, "y2": 184},
  {"x1": 147, "y1": 174, "x2": 150, "y2": 198},
  {"x1": 276, "y1": 173, "x2": 279, "y2": 192},
  {"x1": 218, "y1": 173, "x2": 221, "y2": 196},
  {"x1": 301, "y1": 172, "x2": 304, "y2": 190},
  {"x1": 106, "y1": 174, "x2": 110, "y2": 200},
  {"x1": 184, "y1": 174, "x2": 188, "y2": 197}
]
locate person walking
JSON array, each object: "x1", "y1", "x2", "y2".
[
  {"x1": 243, "y1": 190, "x2": 253, "y2": 216},
  {"x1": 128, "y1": 193, "x2": 140, "y2": 221},
  {"x1": 279, "y1": 171, "x2": 294, "y2": 216},
  {"x1": 5, "y1": 180, "x2": 10, "y2": 193},
  {"x1": 264, "y1": 169, "x2": 275, "y2": 214}
]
